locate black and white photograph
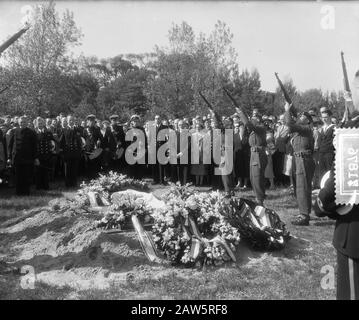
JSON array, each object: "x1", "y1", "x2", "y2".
[{"x1": 1, "y1": 0, "x2": 359, "y2": 303}]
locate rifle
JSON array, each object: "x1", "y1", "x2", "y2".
[
  {"x1": 340, "y1": 51, "x2": 352, "y2": 124},
  {"x1": 198, "y1": 91, "x2": 222, "y2": 128},
  {"x1": 0, "y1": 26, "x2": 29, "y2": 56},
  {"x1": 275, "y1": 72, "x2": 297, "y2": 117},
  {"x1": 341, "y1": 51, "x2": 351, "y2": 96},
  {"x1": 274, "y1": 72, "x2": 292, "y2": 105},
  {"x1": 222, "y1": 87, "x2": 240, "y2": 109}
]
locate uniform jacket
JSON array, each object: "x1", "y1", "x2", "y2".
[
  {"x1": 284, "y1": 111, "x2": 314, "y2": 153},
  {"x1": 59, "y1": 128, "x2": 83, "y2": 159},
  {"x1": 7, "y1": 127, "x2": 37, "y2": 165},
  {"x1": 36, "y1": 129, "x2": 55, "y2": 160}
]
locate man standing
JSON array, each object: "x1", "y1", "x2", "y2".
[
  {"x1": 7, "y1": 116, "x2": 38, "y2": 195},
  {"x1": 110, "y1": 114, "x2": 125, "y2": 170},
  {"x1": 284, "y1": 103, "x2": 315, "y2": 226},
  {"x1": 151, "y1": 115, "x2": 166, "y2": 184},
  {"x1": 236, "y1": 107, "x2": 267, "y2": 206},
  {"x1": 84, "y1": 114, "x2": 102, "y2": 178},
  {"x1": 59, "y1": 115, "x2": 82, "y2": 187},
  {"x1": 273, "y1": 114, "x2": 289, "y2": 186},
  {"x1": 318, "y1": 108, "x2": 335, "y2": 180},
  {"x1": 34, "y1": 117, "x2": 55, "y2": 190}
]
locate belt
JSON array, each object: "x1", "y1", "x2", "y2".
[
  {"x1": 251, "y1": 146, "x2": 265, "y2": 152},
  {"x1": 294, "y1": 150, "x2": 312, "y2": 157}
]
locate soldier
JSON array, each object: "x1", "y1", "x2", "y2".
[
  {"x1": 34, "y1": 117, "x2": 55, "y2": 190},
  {"x1": 284, "y1": 103, "x2": 315, "y2": 225},
  {"x1": 318, "y1": 108, "x2": 335, "y2": 180},
  {"x1": 236, "y1": 107, "x2": 267, "y2": 206},
  {"x1": 59, "y1": 115, "x2": 82, "y2": 187},
  {"x1": 7, "y1": 116, "x2": 38, "y2": 195}
]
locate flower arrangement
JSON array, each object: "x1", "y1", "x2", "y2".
[
  {"x1": 96, "y1": 192, "x2": 153, "y2": 230},
  {"x1": 77, "y1": 171, "x2": 149, "y2": 206},
  {"x1": 221, "y1": 197, "x2": 290, "y2": 250},
  {"x1": 151, "y1": 183, "x2": 241, "y2": 266}
]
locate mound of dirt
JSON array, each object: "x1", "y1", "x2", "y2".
[{"x1": 0, "y1": 198, "x2": 160, "y2": 290}]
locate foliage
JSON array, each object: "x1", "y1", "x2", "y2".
[{"x1": 144, "y1": 21, "x2": 240, "y2": 119}]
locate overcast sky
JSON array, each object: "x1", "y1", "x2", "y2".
[{"x1": 1, "y1": 1, "x2": 359, "y2": 92}]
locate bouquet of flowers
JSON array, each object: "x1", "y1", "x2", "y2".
[
  {"x1": 77, "y1": 171, "x2": 149, "y2": 207},
  {"x1": 96, "y1": 192, "x2": 153, "y2": 230},
  {"x1": 222, "y1": 197, "x2": 290, "y2": 250},
  {"x1": 151, "y1": 183, "x2": 240, "y2": 266}
]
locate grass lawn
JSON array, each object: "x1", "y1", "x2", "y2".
[{"x1": 0, "y1": 183, "x2": 337, "y2": 300}]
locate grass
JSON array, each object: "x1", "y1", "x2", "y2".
[{"x1": 0, "y1": 185, "x2": 337, "y2": 300}]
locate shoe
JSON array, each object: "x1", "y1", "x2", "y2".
[{"x1": 291, "y1": 216, "x2": 310, "y2": 226}]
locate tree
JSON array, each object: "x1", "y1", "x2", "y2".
[
  {"x1": 0, "y1": 1, "x2": 86, "y2": 117},
  {"x1": 144, "y1": 20, "x2": 240, "y2": 119}
]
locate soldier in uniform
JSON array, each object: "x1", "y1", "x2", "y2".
[
  {"x1": 59, "y1": 115, "x2": 82, "y2": 187},
  {"x1": 7, "y1": 116, "x2": 38, "y2": 195},
  {"x1": 34, "y1": 117, "x2": 55, "y2": 190},
  {"x1": 284, "y1": 102, "x2": 315, "y2": 225},
  {"x1": 236, "y1": 106, "x2": 267, "y2": 206}
]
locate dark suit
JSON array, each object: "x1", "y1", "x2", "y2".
[
  {"x1": 84, "y1": 126, "x2": 102, "y2": 178},
  {"x1": 152, "y1": 124, "x2": 167, "y2": 184},
  {"x1": 8, "y1": 127, "x2": 37, "y2": 195},
  {"x1": 59, "y1": 128, "x2": 82, "y2": 187},
  {"x1": 318, "y1": 124, "x2": 335, "y2": 179},
  {"x1": 99, "y1": 128, "x2": 116, "y2": 170},
  {"x1": 35, "y1": 129, "x2": 55, "y2": 190},
  {"x1": 314, "y1": 169, "x2": 359, "y2": 300}
]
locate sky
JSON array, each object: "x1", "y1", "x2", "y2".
[{"x1": 1, "y1": 1, "x2": 359, "y2": 93}]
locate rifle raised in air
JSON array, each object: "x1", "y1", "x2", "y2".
[
  {"x1": 198, "y1": 91, "x2": 223, "y2": 128},
  {"x1": 274, "y1": 72, "x2": 292, "y2": 105},
  {"x1": 0, "y1": 26, "x2": 29, "y2": 56},
  {"x1": 341, "y1": 51, "x2": 351, "y2": 95}
]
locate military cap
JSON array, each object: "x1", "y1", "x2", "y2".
[
  {"x1": 110, "y1": 114, "x2": 119, "y2": 120},
  {"x1": 129, "y1": 114, "x2": 140, "y2": 121},
  {"x1": 86, "y1": 114, "x2": 96, "y2": 120}
]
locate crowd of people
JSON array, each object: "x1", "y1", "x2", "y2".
[{"x1": 0, "y1": 105, "x2": 338, "y2": 222}]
